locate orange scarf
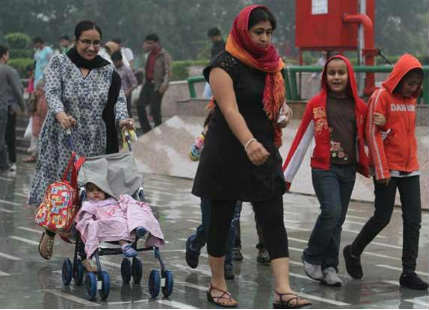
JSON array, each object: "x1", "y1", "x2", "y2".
[{"x1": 230, "y1": 5, "x2": 286, "y2": 147}]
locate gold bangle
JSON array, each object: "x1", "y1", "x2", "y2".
[{"x1": 244, "y1": 138, "x2": 257, "y2": 151}]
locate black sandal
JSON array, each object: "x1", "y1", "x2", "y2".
[
  {"x1": 273, "y1": 291, "x2": 311, "y2": 309},
  {"x1": 206, "y1": 284, "x2": 238, "y2": 308}
]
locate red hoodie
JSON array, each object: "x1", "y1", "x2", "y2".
[
  {"x1": 282, "y1": 55, "x2": 369, "y2": 190},
  {"x1": 366, "y1": 54, "x2": 422, "y2": 180}
]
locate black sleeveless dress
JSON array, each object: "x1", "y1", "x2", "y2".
[{"x1": 192, "y1": 52, "x2": 285, "y2": 202}]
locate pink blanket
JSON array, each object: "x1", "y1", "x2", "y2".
[{"x1": 75, "y1": 195, "x2": 164, "y2": 257}]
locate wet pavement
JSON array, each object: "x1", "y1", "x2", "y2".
[{"x1": 0, "y1": 159, "x2": 428, "y2": 309}]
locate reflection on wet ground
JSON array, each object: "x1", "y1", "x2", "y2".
[{"x1": 0, "y1": 162, "x2": 428, "y2": 308}]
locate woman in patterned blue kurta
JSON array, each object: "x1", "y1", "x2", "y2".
[{"x1": 30, "y1": 20, "x2": 134, "y2": 260}]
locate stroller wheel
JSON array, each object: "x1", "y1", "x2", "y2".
[
  {"x1": 98, "y1": 271, "x2": 110, "y2": 300},
  {"x1": 148, "y1": 269, "x2": 161, "y2": 298},
  {"x1": 62, "y1": 258, "x2": 73, "y2": 286},
  {"x1": 132, "y1": 257, "x2": 143, "y2": 284},
  {"x1": 73, "y1": 259, "x2": 84, "y2": 286},
  {"x1": 162, "y1": 270, "x2": 174, "y2": 298},
  {"x1": 86, "y1": 272, "x2": 97, "y2": 300},
  {"x1": 121, "y1": 258, "x2": 131, "y2": 284}
]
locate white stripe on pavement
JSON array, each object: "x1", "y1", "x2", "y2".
[
  {"x1": 17, "y1": 226, "x2": 43, "y2": 234},
  {"x1": 404, "y1": 298, "x2": 429, "y2": 307},
  {"x1": 9, "y1": 236, "x2": 39, "y2": 245},
  {"x1": 343, "y1": 228, "x2": 387, "y2": 238},
  {"x1": 295, "y1": 291, "x2": 350, "y2": 307},
  {"x1": 0, "y1": 270, "x2": 11, "y2": 276},
  {"x1": 0, "y1": 207, "x2": 14, "y2": 213},
  {"x1": 171, "y1": 263, "x2": 211, "y2": 277},
  {"x1": 376, "y1": 264, "x2": 429, "y2": 277},
  {"x1": 175, "y1": 281, "x2": 207, "y2": 292},
  {"x1": 43, "y1": 289, "x2": 100, "y2": 306},
  {"x1": 0, "y1": 252, "x2": 22, "y2": 261},
  {"x1": 0, "y1": 199, "x2": 21, "y2": 207},
  {"x1": 370, "y1": 241, "x2": 402, "y2": 250},
  {"x1": 156, "y1": 299, "x2": 198, "y2": 309}
]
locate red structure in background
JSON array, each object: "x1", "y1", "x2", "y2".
[{"x1": 296, "y1": 0, "x2": 376, "y2": 95}]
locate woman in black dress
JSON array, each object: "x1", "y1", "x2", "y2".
[{"x1": 192, "y1": 5, "x2": 310, "y2": 308}]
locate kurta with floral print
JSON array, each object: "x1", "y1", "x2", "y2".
[{"x1": 29, "y1": 54, "x2": 128, "y2": 205}]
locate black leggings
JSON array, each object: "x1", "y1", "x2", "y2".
[{"x1": 207, "y1": 195, "x2": 289, "y2": 260}]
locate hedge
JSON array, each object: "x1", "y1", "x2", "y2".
[
  {"x1": 8, "y1": 58, "x2": 34, "y2": 77},
  {"x1": 172, "y1": 59, "x2": 209, "y2": 80},
  {"x1": 9, "y1": 48, "x2": 33, "y2": 59},
  {"x1": 4, "y1": 33, "x2": 31, "y2": 49}
]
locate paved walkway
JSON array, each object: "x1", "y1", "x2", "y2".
[{"x1": 0, "y1": 160, "x2": 428, "y2": 308}]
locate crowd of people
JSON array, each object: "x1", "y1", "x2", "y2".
[{"x1": 0, "y1": 3, "x2": 427, "y2": 309}]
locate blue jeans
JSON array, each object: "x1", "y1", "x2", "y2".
[
  {"x1": 188, "y1": 198, "x2": 242, "y2": 265},
  {"x1": 303, "y1": 165, "x2": 356, "y2": 269}
]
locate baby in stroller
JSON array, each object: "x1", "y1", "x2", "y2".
[
  {"x1": 73, "y1": 152, "x2": 164, "y2": 272},
  {"x1": 75, "y1": 182, "x2": 164, "y2": 271}
]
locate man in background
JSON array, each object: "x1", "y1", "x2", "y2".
[
  {"x1": 0, "y1": 45, "x2": 24, "y2": 174},
  {"x1": 136, "y1": 33, "x2": 172, "y2": 134},
  {"x1": 112, "y1": 51, "x2": 138, "y2": 117},
  {"x1": 203, "y1": 27, "x2": 225, "y2": 98}
]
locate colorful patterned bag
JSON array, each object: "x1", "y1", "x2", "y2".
[{"x1": 35, "y1": 153, "x2": 85, "y2": 233}]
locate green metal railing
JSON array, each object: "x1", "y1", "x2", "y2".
[
  {"x1": 285, "y1": 65, "x2": 429, "y2": 104},
  {"x1": 188, "y1": 65, "x2": 429, "y2": 105}
]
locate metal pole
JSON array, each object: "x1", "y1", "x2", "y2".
[{"x1": 358, "y1": 0, "x2": 366, "y2": 95}]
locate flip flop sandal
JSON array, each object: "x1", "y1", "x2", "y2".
[
  {"x1": 38, "y1": 232, "x2": 54, "y2": 260},
  {"x1": 206, "y1": 284, "x2": 238, "y2": 308},
  {"x1": 273, "y1": 291, "x2": 312, "y2": 309}
]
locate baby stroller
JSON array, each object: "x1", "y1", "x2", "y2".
[{"x1": 60, "y1": 145, "x2": 173, "y2": 301}]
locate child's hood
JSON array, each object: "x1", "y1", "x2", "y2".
[
  {"x1": 382, "y1": 54, "x2": 423, "y2": 97},
  {"x1": 320, "y1": 54, "x2": 364, "y2": 112}
]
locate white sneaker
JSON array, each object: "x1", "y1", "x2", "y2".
[
  {"x1": 9, "y1": 163, "x2": 16, "y2": 172},
  {"x1": 322, "y1": 267, "x2": 343, "y2": 287},
  {"x1": 302, "y1": 256, "x2": 323, "y2": 281}
]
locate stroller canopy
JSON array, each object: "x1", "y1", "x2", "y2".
[{"x1": 78, "y1": 152, "x2": 143, "y2": 199}]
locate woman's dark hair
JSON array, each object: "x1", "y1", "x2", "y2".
[
  {"x1": 0, "y1": 45, "x2": 9, "y2": 58},
  {"x1": 248, "y1": 7, "x2": 277, "y2": 30},
  {"x1": 74, "y1": 20, "x2": 102, "y2": 40}
]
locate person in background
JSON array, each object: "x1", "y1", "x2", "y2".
[
  {"x1": 343, "y1": 54, "x2": 428, "y2": 291},
  {"x1": 23, "y1": 79, "x2": 48, "y2": 163},
  {"x1": 112, "y1": 51, "x2": 138, "y2": 117},
  {"x1": 33, "y1": 37, "x2": 53, "y2": 87},
  {"x1": 203, "y1": 27, "x2": 225, "y2": 99},
  {"x1": 112, "y1": 38, "x2": 135, "y2": 70},
  {"x1": 0, "y1": 45, "x2": 24, "y2": 174},
  {"x1": 58, "y1": 35, "x2": 74, "y2": 54},
  {"x1": 136, "y1": 33, "x2": 172, "y2": 134}
]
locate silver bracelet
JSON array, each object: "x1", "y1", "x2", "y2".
[{"x1": 244, "y1": 138, "x2": 257, "y2": 151}]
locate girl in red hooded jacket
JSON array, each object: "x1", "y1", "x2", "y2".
[
  {"x1": 343, "y1": 54, "x2": 428, "y2": 290},
  {"x1": 282, "y1": 55, "x2": 375, "y2": 287}
]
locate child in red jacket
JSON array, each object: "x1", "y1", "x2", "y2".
[
  {"x1": 283, "y1": 55, "x2": 374, "y2": 286},
  {"x1": 343, "y1": 54, "x2": 428, "y2": 290}
]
